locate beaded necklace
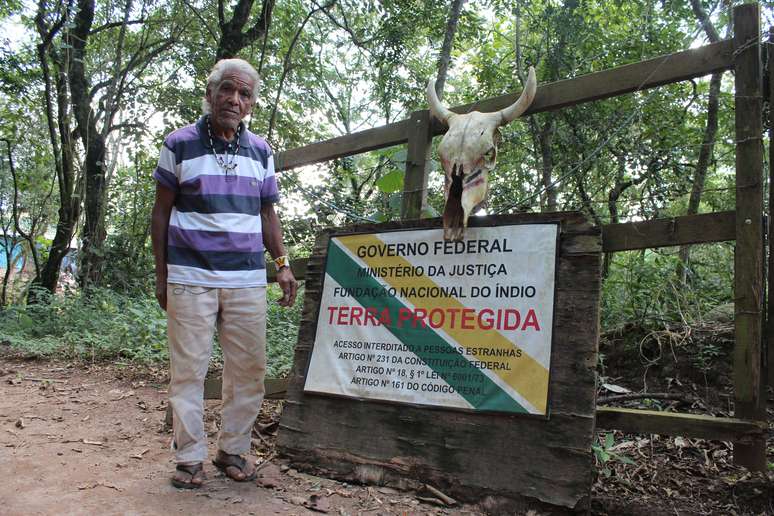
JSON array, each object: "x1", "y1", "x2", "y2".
[{"x1": 206, "y1": 115, "x2": 241, "y2": 180}]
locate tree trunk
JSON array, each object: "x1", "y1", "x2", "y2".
[
  {"x1": 33, "y1": 0, "x2": 81, "y2": 296},
  {"x1": 434, "y1": 0, "x2": 465, "y2": 98},
  {"x1": 539, "y1": 119, "x2": 557, "y2": 211},
  {"x1": 679, "y1": 0, "x2": 723, "y2": 282},
  {"x1": 215, "y1": 0, "x2": 275, "y2": 60},
  {"x1": 67, "y1": 0, "x2": 108, "y2": 288}
]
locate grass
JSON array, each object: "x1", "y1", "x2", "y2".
[{"x1": 0, "y1": 284, "x2": 303, "y2": 378}]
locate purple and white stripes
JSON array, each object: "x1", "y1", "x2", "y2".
[{"x1": 153, "y1": 117, "x2": 279, "y2": 288}]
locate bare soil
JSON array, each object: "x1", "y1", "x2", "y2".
[{"x1": 0, "y1": 351, "x2": 772, "y2": 515}]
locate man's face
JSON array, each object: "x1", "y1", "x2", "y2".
[{"x1": 206, "y1": 70, "x2": 255, "y2": 136}]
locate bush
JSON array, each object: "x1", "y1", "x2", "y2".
[{"x1": 0, "y1": 284, "x2": 304, "y2": 378}]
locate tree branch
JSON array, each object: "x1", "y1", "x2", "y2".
[{"x1": 89, "y1": 18, "x2": 145, "y2": 36}]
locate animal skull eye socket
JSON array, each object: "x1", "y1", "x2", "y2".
[{"x1": 484, "y1": 147, "x2": 496, "y2": 161}]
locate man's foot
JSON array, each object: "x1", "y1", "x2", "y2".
[
  {"x1": 212, "y1": 450, "x2": 256, "y2": 482},
  {"x1": 171, "y1": 463, "x2": 205, "y2": 489}
]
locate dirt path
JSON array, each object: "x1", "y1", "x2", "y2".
[
  {"x1": 0, "y1": 357, "x2": 470, "y2": 516},
  {"x1": 1, "y1": 354, "x2": 772, "y2": 515}
]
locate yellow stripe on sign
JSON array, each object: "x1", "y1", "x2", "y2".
[{"x1": 337, "y1": 233, "x2": 549, "y2": 413}]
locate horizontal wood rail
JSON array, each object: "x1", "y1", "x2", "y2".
[
  {"x1": 269, "y1": 211, "x2": 736, "y2": 284},
  {"x1": 170, "y1": 382, "x2": 767, "y2": 444},
  {"x1": 602, "y1": 211, "x2": 736, "y2": 252},
  {"x1": 275, "y1": 40, "x2": 734, "y2": 172},
  {"x1": 596, "y1": 407, "x2": 767, "y2": 442},
  {"x1": 164, "y1": 378, "x2": 288, "y2": 426}
]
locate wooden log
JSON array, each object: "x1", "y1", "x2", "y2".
[
  {"x1": 275, "y1": 119, "x2": 409, "y2": 171},
  {"x1": 164, "y1": 377, "x2": 289, "y2": 426},
  {"x1": 401, "y1": 110, "x2": 433, "y2": 220},
  {"x1": 440, "y1": 40, "x2": 734, "y2": 132},
  {"x1": 732, "y1": 3, "x2": 766, "y2": 472},
  {"x1": 601, "y1": 211, "x2": 735, "y2": 252},
  {"x1": 277, "y1": 214, "x2": 601, "y2": 510},
  {"x1": 274, "y1": 41, "x2": 734, "y2": 171},
  {"x1": 596, "y1": 407, "x2": 766, "y2": 443}
]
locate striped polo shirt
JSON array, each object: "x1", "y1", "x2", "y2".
[{"x1": 153, "y1": 116, "x2": 279, "y2": 288}]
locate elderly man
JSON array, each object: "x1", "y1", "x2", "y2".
[{"x1": 151, "y1": 58, "x2": 297, "y2": 489}]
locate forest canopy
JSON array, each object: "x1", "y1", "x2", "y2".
[{"x1": 0, "y1": 0, "x2": 772, "y2": 370}]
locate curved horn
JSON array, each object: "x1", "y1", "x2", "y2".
[
  {"x1": 498, "y1": 66, "x2": 537, "y2": 125},
  {"x1": 426, "y1": 78, "x2": 454, "y2": 124}
]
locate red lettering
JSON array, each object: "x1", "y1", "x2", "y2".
[
  {"x1": 327, "y1": 306, "x2": 338, "y2": 324},
  {"x1": 478, "y1": 308, "x2": 495, "y2": 330},
  {"x1": 447, "y1": 308, "x2": 461, "y2": 327},
  {"x1": 413, "y1": 308, "x2": 428, "y2": 328},
  {"x1": 428, "y1": 308, "x2": 445, "y2": 328},
  {"x1": 364, "y1": 307, "x2": 378, "y2": 326},
  {"x1": 350, "y1": 306, "x2": 363, "y2": 325},
  {"x1": 379, "y1": 308, "x2": 392, "y2": 326},
  {"x1": 522, "y1": 309, "x2": 541, "y2": 331},
  {"x1": 504, "y1": 309, "x2": 521, "y2": 330},
  {"x1": 461, "y1": 308, "x2": 475, "y2": 329},
  {"x1": 397, "y1": 308, "x2": 412, "y2": 327},
  {"x1": 336, "y1": 306, "x2": 350, "y2": 325}
]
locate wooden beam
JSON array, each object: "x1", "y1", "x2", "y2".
[
  {"x1": 732, "y1": 3, "x2": 766, "y2": 472},
  {"x1": 601, "y1": 211, "x2": 735, "y2": 252},
  {"x1": 275, "y1": 120, "x2": 409, "y2": 171},
  {"x1": 441, "y1": 40, "x2": 734, "y2": 131},
  {"x1": 596, "y1": 407, "x2": 766, "y2": 443},
  {"x1": 274, "y1": 41, "x2": 734, "y2": 171},
  {"x1": 401, "y1": 110, "x2": 432, "y2": 220},
  {"x1": 165, "y1": 378, "x2": 289, "y2": 426}
]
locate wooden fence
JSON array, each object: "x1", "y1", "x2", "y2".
[{"x1": 267, "y1": 3, "x2": 768, "y2": 471}]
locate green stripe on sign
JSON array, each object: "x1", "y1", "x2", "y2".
[{"x1": 325, "y1": 239, "x2": 527, "y2": 413}]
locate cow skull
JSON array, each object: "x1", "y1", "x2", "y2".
[{"x1": 427, "y1": 67, "x2": 537, "y2": 240}]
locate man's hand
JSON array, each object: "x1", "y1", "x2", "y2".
[
  {"x1": 276, "y1": 267, "x2": 298, "y2": 307},
  {"x1": 155, "y1": 276, "x2": 168, "y2": 311}
]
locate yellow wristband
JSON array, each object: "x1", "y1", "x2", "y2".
[{"x1": 274, "y1": 255, "x2": 290, "y2": 270}]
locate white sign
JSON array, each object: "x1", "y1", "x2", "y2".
[{"x1": 304, "y1": 224, "x2": 558, "y2": 415}]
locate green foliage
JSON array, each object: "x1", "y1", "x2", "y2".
[
  {"x1": 265, "y1": 283, "x2": 304, "y2": 378},
  {"x1": 593, "y1": 432, "x2": 636, "y2": 478},
  {"x1": 601, "y1": 244, "x2": 733, "y2": 331},
  {"x1": 0, "y1": 287, "x2": 168, "y2": 362},
  {"x1": 0, "y1": 284, "x2": 304, "y2": 378}
]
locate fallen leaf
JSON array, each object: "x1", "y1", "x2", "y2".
[{"x1": 602, "y1": 383, "x2": 631, "y2": 394}]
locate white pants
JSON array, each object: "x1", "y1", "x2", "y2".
[{"x1": 166, "y1": 284, "x2": 267, "y2": 464}]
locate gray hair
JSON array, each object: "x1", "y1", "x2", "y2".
[{"x1": 201, "y1": 58, "x2": 260, "y2": 114}]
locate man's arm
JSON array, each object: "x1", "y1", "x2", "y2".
[
  {"x1": 261, "y1": 203, "x2": 298, "y2": 307},
  {"x1": 151, "y1": 184, "x2": 176, "y2": 310}
]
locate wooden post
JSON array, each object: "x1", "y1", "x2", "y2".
[
  {"x1": 732, "y1": 3, "x2": 766, "y2": 472},
  {"x1": 400, "y1": 110, "x2": 433, "y2": 220}
]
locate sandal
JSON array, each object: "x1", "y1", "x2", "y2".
[
  {"x1": 212, "y1": 451, "x2": 256, "y2": 482},
  {"x1": 171, "y1": 462, "x2": 205, "y2": 489}
]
